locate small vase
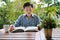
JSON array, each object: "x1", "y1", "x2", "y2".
[{"x1": 44, "y1": 28, "x2": 52, "y2": 40}]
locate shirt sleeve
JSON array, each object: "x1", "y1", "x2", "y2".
[
  {"x1": 36, "y1": 16, "x2": 41, "y2": 25},
  {"x1": 14, "y1": 16, "x2": 21, "y2": 27}
]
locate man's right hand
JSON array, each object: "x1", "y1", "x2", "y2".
[{"x1": 9, "y1": 25, "x2": 14, "y2": 32}]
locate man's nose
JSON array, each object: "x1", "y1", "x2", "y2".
[{"x1": 27, "y1": 11, "x2": 30, "y2": 13}]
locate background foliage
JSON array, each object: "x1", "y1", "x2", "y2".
[{"x1": 0, "y1": 0, "x2": 60, "y2": 29}]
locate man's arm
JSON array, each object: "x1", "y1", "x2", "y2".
[
  {"x1": 36, "y1": 16, "x2": 41, "y2": 25},
  {"x1": 36, "y1": 16, "x2": 42, "y2": 30},
  {"x1": 9, "y1": 16, "x2": 22, "y2": 32},
  {"x1": 14, "y1": 16, "x2": 21, "y2": 27}
]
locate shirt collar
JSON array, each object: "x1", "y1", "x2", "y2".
[{"x1": 23, "y1": 14, "x2": 35, "y2": 18}]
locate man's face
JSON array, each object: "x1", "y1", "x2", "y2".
[{"x1": 24, "y1": 6, "x2": 33, "y2": 15}]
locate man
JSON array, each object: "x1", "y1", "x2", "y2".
[{"x1": 9, "y1": 2, "x2": 41, "y2": 31}]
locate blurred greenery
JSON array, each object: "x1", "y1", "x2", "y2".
[{"x1": 0, "y1": 0, "x2": 60, "y2": 29}]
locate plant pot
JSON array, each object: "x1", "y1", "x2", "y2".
[{"x1": 44, "y1": 28, "x2": 52, "y2": 40}]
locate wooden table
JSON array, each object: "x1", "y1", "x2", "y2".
[
  {"x1": 0, "y1": 32, "x2": 36, "y2": 40},
  {"x1": 52, "y1": 28, "x2": 60, "y2": 40},
  {"x1": 0, "y1": 28, "x2": 60, "y2": 40}
]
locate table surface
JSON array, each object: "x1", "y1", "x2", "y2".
[{"x1": 0, "y1": 28, "x2": 60, "y2": 40}]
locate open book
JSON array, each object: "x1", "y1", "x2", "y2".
[{"x1": 11, "y1": 26, "x2": 38, "y2": 33}]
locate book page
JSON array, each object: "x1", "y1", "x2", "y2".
[
  {"x1": 25, "y1": 26, "x2": 38, "y2": 32},
  {"x1": 11, "y1": 27, "x2": 25, "y2": 33},
  {"x1": 14, "y1": 27, "x2": 25, "y2": 30}
]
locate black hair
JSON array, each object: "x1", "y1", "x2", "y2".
[{"x1": 23, "y1": 2, "x2": 33, "y2": 8}]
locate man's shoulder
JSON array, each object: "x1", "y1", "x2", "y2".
[
  {"x1": 18, "y1": 14, "x2": 25, "y2": 18},
  {"x1": 32, "y1": 14, "x2": 36, "y2": 17},
  {"x1": 32, "y1": 14, "x2": 39, "y2": 18}
]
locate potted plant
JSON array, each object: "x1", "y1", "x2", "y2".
[{"x1": 41, "y1": 16, "x2": 56, "y2": 40}]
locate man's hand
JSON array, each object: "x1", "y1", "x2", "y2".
[
  {"x1": 9, "y1": 25, "x2": 14, "y2": 32},
  {"x1": 37, "y1": 24, "x2": 42, "y2": 30}
]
